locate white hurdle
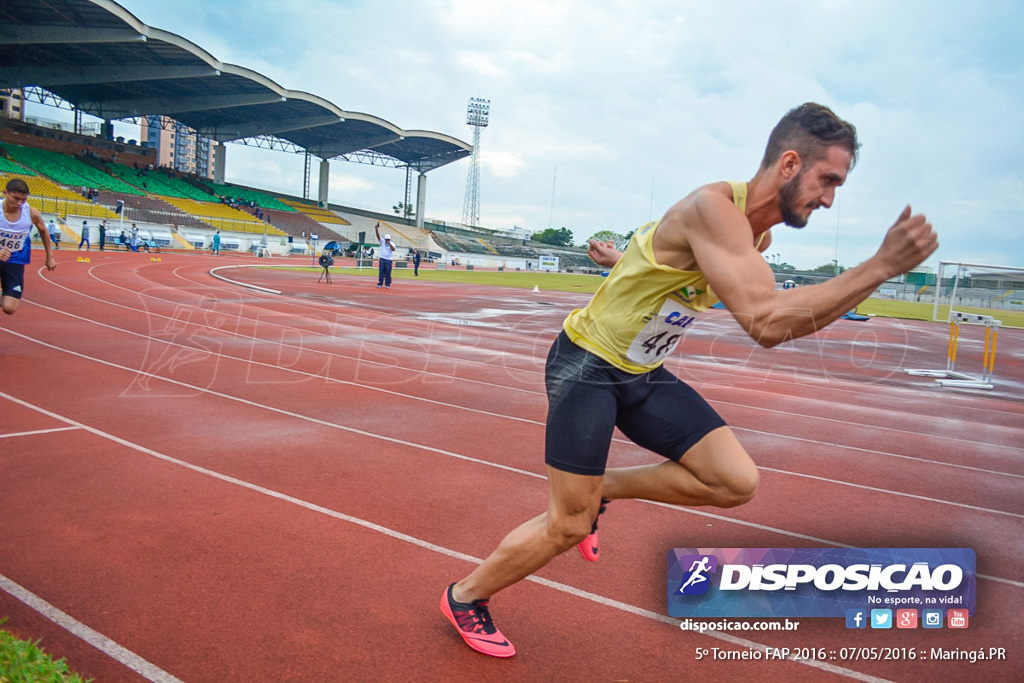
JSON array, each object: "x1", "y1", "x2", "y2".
[{"x1": 905, "y1": 310, "x2": 1002, "y2": 389}]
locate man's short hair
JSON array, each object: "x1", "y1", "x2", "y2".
[
  {"x1": 5, "y1": 177, "x2": 30, "y2": 195},
  {"x1": 760, "y1": 103, "x2": 860, "y2": 170}
]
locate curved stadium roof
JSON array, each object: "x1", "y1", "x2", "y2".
[{"x1": 0, "y1": 0, "x2": 472, "y2": 172}]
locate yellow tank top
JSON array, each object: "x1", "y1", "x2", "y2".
[{"x1": 563, "y1": 181, "x2": 749, "y2": 373}]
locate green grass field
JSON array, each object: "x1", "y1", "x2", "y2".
[
  {"x1": 266, "y1": 265, "x2": 1024, "y2": 328},
  {"x1": 330, "y1": 265, "x2": 605, "y2": 291},
  {"x1": 0, "y1": 619, "x2": 91, "y2": 682}
]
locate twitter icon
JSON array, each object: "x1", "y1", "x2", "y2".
[{"x1": 870, "y1": 609, "x2": 892, "y2": 629}]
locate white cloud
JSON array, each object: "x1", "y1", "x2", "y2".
[{"x1": 88, "y1": 0, "x2": 1024, "y2": 268}]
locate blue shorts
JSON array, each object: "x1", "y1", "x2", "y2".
[
  {"x1": 0, "y1": 262, "x2": 25, "y2": 299},
  {"x1": 544, "y1": 330, "x2": 727, "y2": 476}
]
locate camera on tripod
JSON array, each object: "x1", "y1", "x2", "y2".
[{"x1": 318, "y1": 253, "x2": 334, "y2": 283}]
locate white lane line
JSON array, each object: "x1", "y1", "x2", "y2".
[
  {"x1": 4, "y1": 325, "x2": 1022, "y2": 522},
  {"x1": 208, "y1": 264, "x2": 282, "y2": 295},
  {"x1": 47, "y1": 262, "x2": 1024, "y2": 428},
  {"x1": 758, "y1": 466, "x2": 1024, "y2": 519},
  {"x1": 0, "y1": 392, "x2": 892, "y2": 683},
  {"x1": 4, "y1": 322, "x2": 1024, "y2": 588},
  {"x1": 44, "y1": 261, "x2": 1024, "y2": 446},
  {"x1": 0, "y1": 573, "x2": 184, "y2": 683},
  {"x1": 0, "y1": 426, "x2": 80, "y2": 439},
  {"x1": 19, "y1": 300, "x2": 1024, "y2": 484}
]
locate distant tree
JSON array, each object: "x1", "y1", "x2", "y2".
[
  {"x1": 392, "y1": 201, "x2": 413, "y2": 219},
  {"x1": 588, "y1": 230, "x2": 620, "y2": 243},
  {"x1": 810, "y1": 262, "x2": 844, "y2": 275},
  {"x1": 587, "y1": 230, "x2": 630, "y2": 250},
  {"x1": 531, "y1": 226, "x2": 574, "y2": 247}
]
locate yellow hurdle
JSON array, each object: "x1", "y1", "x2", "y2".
[{"x1": 906, "y1": 310, "x2": 1002, "y2": 389}]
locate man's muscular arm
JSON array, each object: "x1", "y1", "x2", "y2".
[
  {"x1": 672, "y1": 196, "x2": 937, "y2": 347},
  {"x1": 30, "y1": 206, "x2": 56, "y2": 270}
]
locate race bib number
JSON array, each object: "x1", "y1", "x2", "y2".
[
  {"x1": 626, "y1": 298, "x2": 700, "y2": 365},
  {"x1": 0, "y1": 229, "x2": 27, "y2": 252}
]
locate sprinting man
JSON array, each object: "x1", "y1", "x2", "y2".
[
  {"x1": 441, "y1": 103, "x2": 938, "y2": 657},
  {"x1": 1, "y1": 178, "x2": 57, "y2": 316}
]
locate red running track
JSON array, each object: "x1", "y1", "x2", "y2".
[{"x1": 1, "y1": 250, "x2": 1022, "y2": 682}]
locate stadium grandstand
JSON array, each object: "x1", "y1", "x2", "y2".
[{"x1": 0, "y1": 0, "x2": 598, "y2": 268}]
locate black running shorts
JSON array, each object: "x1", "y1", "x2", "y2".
[
  {"x1": 0, "y1": 262, "x2": 25, "y2": 299},
  {"x1": 544, "y1": 330, "x2": 727, "y2": 476}
]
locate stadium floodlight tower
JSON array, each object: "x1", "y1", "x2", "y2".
[{"x1": 461, "y1": 97, "x2": 490, "y2": 228}]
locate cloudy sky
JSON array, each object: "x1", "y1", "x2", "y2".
[{"x1": 39, "y1": 0, "x2": 1024, "y2": 270}]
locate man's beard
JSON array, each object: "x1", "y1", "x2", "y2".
[{"x1": 778, "y1": 173, "x2": 809, "y2": 228}]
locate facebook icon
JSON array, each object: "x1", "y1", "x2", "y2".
[{"x1": 845, "y1": 609, "x2": 867, "y2": 629}]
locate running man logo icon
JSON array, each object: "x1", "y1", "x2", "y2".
[{"x1": 677, "y1": 555, "x2": 718, "y2": 595}]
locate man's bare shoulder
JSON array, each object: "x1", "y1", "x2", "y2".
[
  {"x1": 654, "y1": 182, "x2": 743, "y2": 269},
  {"x1": 664, "y1": 182, "x2": 740, "y2": 223},
  {"x1": 661, "y1": 182, "x2": 749, "y2": 239}
]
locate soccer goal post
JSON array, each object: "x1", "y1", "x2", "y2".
[{"x1": 930, "y1": 261, "x2": 1024, "y2": 329}]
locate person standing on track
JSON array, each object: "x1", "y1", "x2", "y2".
[
  {"x1": 440, "y1": 102, "x2": 938, "y2": 658},
  {"x1": 47, "y1": 218, "x2": 60, "y2": 250},
  {"x1": 374, "y1": 221, "x2": 395, "y2": 289},
  {"x1": 77, "y1": 219, "x2": 90, "y2": 250},
  {"x1": 1, "y1": 178, "x2": 57, "y2": 316}
]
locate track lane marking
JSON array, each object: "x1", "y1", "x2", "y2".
[
  {"x1": 0, "y1": 573, "x2": 184, "y2": 683},
  {"x1": 0, "y1": 425, "x2": 80, "y2": 439},
  {"x1": 2, "y1": 335, "x2": 1022, "y2": 589},
  {"x1": 40, "y1": 262, "x2": 1024, "y2": 425},
  {"x1": 0, "y1": 391, "x2": 895, "y2": 683},
  {"x1": 17, "y1": 300, "x2": 1024, "y2": 484}
]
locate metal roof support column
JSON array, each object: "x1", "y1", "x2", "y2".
[
  {"x1": 302, "y1": 151, "x2": 311, "y2": 199},
  {"x1": 213, "y1": 141, "x2": 226, "y2": 184},
  {"x1": 415, "y1": 171, "x2": 427, "y2": 229},
  {"x1": 318, "y1": 158, "x2": 330, "y2": 207}
]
